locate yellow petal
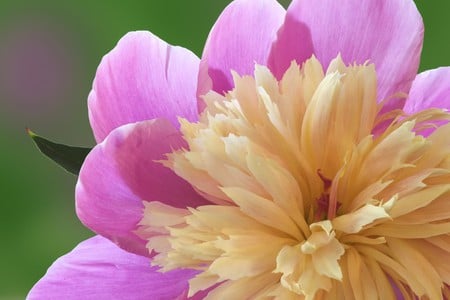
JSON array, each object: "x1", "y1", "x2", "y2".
[
  {"x1": 301, "y1": 56, "x2": 377, "y2": 178},
  {"x1": 246, "y1": 150, "x2": 310, "y2": 236},
  {"x1": 357, "y1": 245, "x2": 425, "y2": 297},
  {"x1": 387, "y1": 238, "x2": 443, "y2": 299},
  {"x1": 222, "y1": 187, "x2": 302, "y2": 239},
  {"x1": 345, "y1": 248, "x2": 378, "y2": 300},
  {"x1": 365, "y1": 258, "x2": 397, "y2": 300},
  {"x1": 203, "y1": 272, "x2": 280, "y2": 300},
  {"x1": 389, "y1": 184, "x2": 450, "y2": 218},
  {"x1": 312, "y1": 238, "x2": 344, "y2": 280},
  {"x1": 365, "y1": 222, "x2": 450, "y2": 238},
  {"x1": 332, "y1": 203, "x2": 391, "y2": 234}
]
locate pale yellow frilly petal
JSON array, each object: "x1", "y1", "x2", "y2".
[{"x1": 137, "y1": 55, "x2": 450, "y2": 299}]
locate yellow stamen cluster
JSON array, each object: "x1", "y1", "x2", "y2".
[{"x1": 139, "y1": 55, "x2": 450, "y2": 299}]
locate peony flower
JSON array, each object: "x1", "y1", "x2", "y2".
[{"x1": 28, "y1": 0, "x2": 450, "y2": 299}]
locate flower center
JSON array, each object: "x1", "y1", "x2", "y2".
[
  {"x1": 138, "y1": 55, "x2": 450, "y2": 299},
  {"x1": 314, "y1": 170, "x2": 341, "y2": 222}
]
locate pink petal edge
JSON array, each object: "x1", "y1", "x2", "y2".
[
  {"x1": 403, "y1": 67, "x2": 450, "y2": 114},
  {"x1": 76, "y1": 119, "x2": 209, "y2": 257},
  {"x1": 27, "y1": 235, "x2": 197, "y2": 300},
  {"x1": 197, "y1": 0, "x2": 285, "y2": 110},
  {"x1": 270, "y1": 0, "x2": 424, "y2": 112},
  {"x1": 89, "y1": 31, "x2": 200, "y2": 142}
]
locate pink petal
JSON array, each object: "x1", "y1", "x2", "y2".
[
  {"x1": 403, "y1": 67, "x2": 450, "y2": 113},
  {"x1": 27, "y1": 236, "x2": 197, "y2": 300},
  {"x1": 269, "y1": 0, "x2": 423, "y2": 111},
  {"x1": 89, "y1": 31, "x2": 200, "y2": 142},
  {"x1": 76, "y1": 119, "x2": 208, "y2": 256},
  {"x1": 197, "y1": 0, "x2": 285, "y2": 108}
]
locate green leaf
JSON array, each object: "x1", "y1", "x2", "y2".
[{"x1": 27, "y1": 128, "x2": 92, "y2": 175}]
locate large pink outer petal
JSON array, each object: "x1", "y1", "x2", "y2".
[
  {"x1": 403, "y1": 67, "x2": 450, "y2": 113},
  {"x1": 89, "y1": 31, "x2": 200, "y2": 143},
  {"x1": 197, "y1": 0, "x2": 285, "y2": 109},
  {"x1": 269, "y1": 0, "x2": 424, "y2": 111},
  {"x1": 76, "y1": 119, "x2": 209, "y2": 256},
  {"x1": 27, "y1": 236, "x2": 197, "y2": 300}
]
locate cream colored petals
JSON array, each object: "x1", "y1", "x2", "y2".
[{"x1": 139, "y1": 56, "x2": 450, "y2": 299}]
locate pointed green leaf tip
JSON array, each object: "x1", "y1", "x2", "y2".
[{"x1": 27, "y1": 128, "x2": 92, "y2": 175}]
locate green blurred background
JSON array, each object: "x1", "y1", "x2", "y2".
[{"x1": 0, "y1": 0, "x2": 448, "y2": 298}]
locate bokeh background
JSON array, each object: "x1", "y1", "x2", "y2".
[{"x1": 0, "y1": 0, "x2": 448, "y2": 298}]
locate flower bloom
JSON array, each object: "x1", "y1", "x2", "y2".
[{"x1": 28, "y1": 0, "x2": 450, "y2": 299}]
